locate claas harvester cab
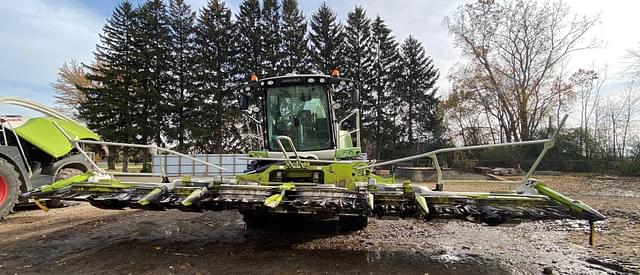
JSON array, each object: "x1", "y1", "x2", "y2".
[{"x1": 20, "y1": 72, "x2": 605, "y2": 235}]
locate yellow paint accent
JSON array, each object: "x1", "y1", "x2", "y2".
[{"x1": 33, "y1": 199, "x2": 49, "y2": 212}]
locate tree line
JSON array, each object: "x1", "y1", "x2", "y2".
[
  {"x1": 54, "y1": 0, "x2": 445, "y2": 170},
  {"x1": 443, "y1": 0, "x2": 640, "y2": 175},
  {"x1": 53, "y1": 0, "x2": 640, "y2": 175}
]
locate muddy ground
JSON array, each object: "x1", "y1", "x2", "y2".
[{"x1": 0, "y1": 174, "x2": 638, "y2": 274}]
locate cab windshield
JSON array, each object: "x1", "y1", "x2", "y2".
[{"x1": 266, "y1": 84, "x2": 332, "y2": 151}]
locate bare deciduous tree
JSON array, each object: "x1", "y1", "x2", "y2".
[
  {"x1": 596, "y1": 82, "x2": 640, "y2": 159},
  {"x1": 620, "y1": 81, "x2": 640, "y2": 158},
  {"x1": 570, "y1": 66, "x2": 606, "y2": 157},
  {"x1": 50, "y1": 59, "x2": 93, "y2": 117},
  {"x1": 445, "y1": 0, "x2": 599, "y2": 142},
  {"x1": 627, "y1": 46, "x2": 640, "y2": 81}
]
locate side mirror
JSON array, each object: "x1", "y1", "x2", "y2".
[
  {"x1": 239, "y1": 94, "x2": 249, "y2": 110},
  {"x1": 351, "y1": 89, "x2": 360, "y2": 108}
]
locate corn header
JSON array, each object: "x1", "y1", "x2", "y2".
[{"x1": 17, "y1": 73, "x2": 605, "y2": 236}]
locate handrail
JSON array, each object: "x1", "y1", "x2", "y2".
[
  {"x1": 0, "y1": 97, "x2": 78, "y2": 123},
  {"x1": 339, "y1": 129, "x2": 360, "y2": 137},
  {"x1": 275, "y1": 136, "x2": 302, "y2": 168},
  {"x1": 356, "y1": 109, "x2": 361, "y2": 147},
  {"x1": 75, "y1": 139, "x2": 227, "y2": 171},
  {"x1": 337, "y1": 108, "x2": 361, "y2": 148},
  {"x1": 362, "y1": 139, "x2": 552, "y2": 169},
  {"x1": 107, "y1": 172, "x2": 163, "y2": 177},
  {"x1": 360, "y1": 115, "x2": 569, "y2": 189},
  {"x1": 239, "y1": 156, "x2": 355, "y2": 164},
  {"x1": 520, "y1": 115, "x2": 567, "y2": 183},
  {"x1": 52, "y1": 121, "x2": 105, "y2": 173},
  {"x1": 338, "y1": 109, "x2": 359, "y2": 125},
  {"x1": 242, "y1": 112, "x2": 263, "y2": 148},
  {"x1": 52, "y1": 121, "x2": 226, "y2": 180}
]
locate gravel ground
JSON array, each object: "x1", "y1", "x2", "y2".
[{"x1": 0, "y1": 174, "x2": 637, "y2": 274}]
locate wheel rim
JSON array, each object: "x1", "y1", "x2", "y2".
[{"x1": 0, "y1": 175, "x2": 8, "y2": 205}]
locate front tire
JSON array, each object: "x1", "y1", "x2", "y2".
[{"x1": 0, "y1": 159, "x2": 21, "y2": 220}]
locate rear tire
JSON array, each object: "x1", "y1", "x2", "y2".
[{"x1": 0, "y1": 159, "x2": 21, "y2": 220}]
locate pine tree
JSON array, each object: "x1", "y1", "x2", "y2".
[
  {"x1": 397, "y1": 36, "x2": 441, "y2": 153},
  {"x1": 83, "y1": 0, "x2": 445, "y2": 160},
  {"x1": 166, "y1": 0, "x2": 197, "y2": 152},
  {"x1": 132, "y1": 0, "x2": 172, "y2": 171},
  {"x1": 308, "y1": 2, "x2": 344, "y2": 74},
  {"x1": 193, "y1": 0, "x2": 237, "y2": 153},
  {"x1": 80, "y1": 1, "x2": 138, "y2": 171},
  {"x1": 343, "y1": 6, "x2": 374, "y2": 151},
  {"x1": 343, "y1": 6, "x2": 372, "y2": 82},
  {"x1": 260, "y1": 0, "x2": 281, "y2": 76},
  {"x1": 370, "y1": 15, "x2": 401, "y2": 159},
  {"x1": 235, "y1": 0, "x2": 262, "y2": 80},
  {"x1": 280, "y1": 0, "x2": 308, "y2": 74}
]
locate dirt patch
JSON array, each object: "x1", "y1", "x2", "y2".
[
  {"x1": 0, "y1": 174, "x2": 637, "y2": 274},
  {"x1": 0, "y1": 206, "x2": 509, "y2": 275},
  {"x1": 444, "y1": 173, "x2": 640, "y2": 273},
  {"x1": 540, "y1": 174, "x2": 640, "y2": 273}
]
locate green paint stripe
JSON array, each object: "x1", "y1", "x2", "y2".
[
  {"x1": 534, "y1": 182, "x2": 605, "y2": 220},
  {"x1": 41, "y1": 172, "x2": 93, "y2": 193}
]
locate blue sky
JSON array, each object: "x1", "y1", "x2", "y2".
[
  {"x1": 0, "y1": 0, "x2": 459, "y2": 115},
  {"x1": 0, "y1": 0, "x2": 638, "y2": 118}
]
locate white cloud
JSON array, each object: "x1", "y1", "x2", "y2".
[
  {"x1": 337, "y1": 0, "x2": 460, "y2": 94},
  {"x1": 1, "y1": 0, "x2": 638, "y2": 115},
  {"x1": 563, "y1": 0, "x2": 640, "y2": 94},
  {"x1": 0, "y1": 0, "x2": 103, "y2": 108},
  {"x1": 331, "y1": 0, "x2": 639, "y2": 98}
]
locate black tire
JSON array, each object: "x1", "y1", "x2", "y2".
[
  {"x1": 242, "y1": 211, "x2": 271, "y2": 229},
  {"x1": 481, "y1": 213, "x2": 505, "y2": 226},
  {"x1": 338, "y1": 215, "x2": 368, "y2": 232},
  {"x1": 0, "y1": 158, "x2": 21, "y2": 220},
  {"x1": 242, "y1": 211, "x2": 319, "y2": 231}
]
